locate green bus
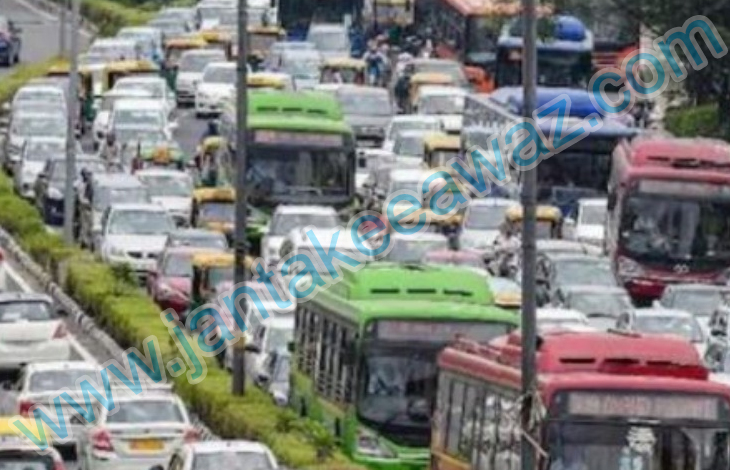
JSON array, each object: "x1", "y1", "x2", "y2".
[
  {"x1": 220, "y1": 90, "x2": 356, "y2": 209},
  {"x1": 291, "y1": 263, "x2": 519, "y2": 470}
]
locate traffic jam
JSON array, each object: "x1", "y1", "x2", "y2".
[{"x1": 0, "y1": 0, "x2": 729, "y2": 469}]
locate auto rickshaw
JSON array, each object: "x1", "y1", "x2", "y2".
[
  {"x1": 46, "y1": 64, "x2": 96, "y2": 124},
  {"x1": 197, "y1": 29, "x2": 233, "y2": 59},
  {"x1": 247, "y1": 72, "x2": 291, "y2": 91},
  {"x1": 408, "y1": 72, "x2": 455, "y2": 112},
  {"x1": 423, "y1": 133, "x2": 461, "y2": 169},
  {"x1": 191, "y1": 187, "x2": 235, "y2": 242},
  {"x1": 188, "y1": 251, "x2": 253, "y2": 320},
  {"x1": 247, "y1": 26, "x2": 286, "y2": 63},
  {"x1": 132, "y1": 143, "x2": 189, "y2": 172},
  {"x1": 195, "y1": 136, "x2": 225, "y2": 187},
  {"x1": 102, "y1": 60, "x2": 161, "y2": 91},
  {"x1": 163, "y1": 36, "x2": 208, "y2": 89},
  {"x1": 319, "y1": 58, "x2": 366, "y2": 84},
  {"x1": 503, "y1": 204, "x2": 563, "y2": 240}
]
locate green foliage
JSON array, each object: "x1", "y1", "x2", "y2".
[
  {"x1": 664, "y1": 104, "x2": 724, "y2": 139},
  {"x1": 48, "y1": 0, "x2": 154, "y2": 35}
]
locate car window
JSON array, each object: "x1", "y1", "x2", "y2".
[
  {"x1": 162, "y1": 253, "x2": 193, "y2": 277},
  {"x1": 108, "y1": 210, "x2": 173, "y2": 235},
  {"x1": 29, "y1": 370, "x2": 97, "y2": 392},
  {"x1": 0, "y1": 301, "x2": 54, "y2": 322},
  {"x1": 106, "y1": 400, "x2": 184, "y2": 423}
]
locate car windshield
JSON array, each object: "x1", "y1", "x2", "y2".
[
  {"x1": 29, "y1": 369, "x2": 97, "y2": 392},
  {"x1": 162, "y1": 253, "x2": 193, "y2": 277},
  {"x1": 193, "y1": 452, "x2": 273, "y2": 470},
  {"x1": 309, "y1": 30, "x2": 347, "y2": 51},
  {"x1": 51, "y1": 160, "x2": 107, "y2": 182},
  {"x1": 634, "y1": 314, "x2": 704, "y2": 343},
  {"x1": 267, "y1": 326, "x2": 294, "y2": 353},
  {"x1": 200, "y1": 202, "x2": 234, "y2": 221},
  {"x1": 419, "y1": 95, "x2": 465, "y2": 115},
  {"x1": 169, "y1": 234, "x2": 228, "y2": 249},
  {"x1": 89, "y1": 43, "x2": 137, "y2": 60},
  {"x1": 270, "y1": 213, "x2": 339, "y2": 235},
  {"x1": 96, "y1": 187, "x2": 149, "y2": 210},
  {"x1": 15, "y1": 90, "x2": 64, "y2": 106},
  {"x1": 580, "y1": 203, "x2": 606, "y2": 225},
  {"x1": 179, "y1": 53, "x2": 224, "y2": 72},
  {"x1": 106, "y1": 400, "x2": 184, "y2": 423},
  {"x1": 393, "y1": 135, "x2": 425, "y2": 157},
  {"x1": 387, "y1": 120, "x2": 440, "y2": 140},
  {"x1": 554, "y1": 258, "x2": 614, "y2": 287},
  {"x1": 283, "y1": 56, "x2": 320, "y2": 79},
  {"x1": 671, "y1": 290, "x2": 730, "y2": 316},
  {"x1": 114, "y1": 108, "x2": 164, "y2": 127},
  {"x1": 384, "y1": 238, "x2": 449, "y2": 263},
  {"x1": 25, "y1": 141, "x2": 65, "y2": 161},
  {"x1": 79, "y1": 54, "x2": 107, "y2": 67},
  {"x1": 569, "y1": 292, "x2": 632, "y2": 317},
  {"x1": 138, "y1": 173, "x2": 193, "y2": 198},
  {"x1": 108, "y1": 210, "x2": 173, "y2": 235},
  {"x1": 0, "y1": 301, "x2": 54, "y2": 322},
  {"x1": 12, "y1": 116, "x2": 66, "y2": 138},
  {"x1": 203, "y1": 66, "x2": 236, "y2": 84},
  {"x1": 116, "y1": 81, "x2": 165, "y2": 98},
  {"x1": 466, "y1": 204, "x2": 511, "y2": 230},
  {"x1": 115, "y1": 128, "x2": 167, "y2": 146},
  {"x1": 338, "y1": 92, "x2": 391, "y2": 116}
]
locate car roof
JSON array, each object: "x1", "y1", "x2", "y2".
[
  {"x1": 24, "y1": 361, "x2": 98, "y2": 373},
  {"x1": 115, "y1": 76, "x2": 166, "y2": 84},
  {"x1": 92, "y1": 38, "x2": 137, "y2": 46},
  {"x1": 274, "y1": 205, "x2": 337, "y2": 216},
  {"x1": 187, "y1": 440, "x2": 272, "y2": 454},
  {"x1": 292, "y1": 227, "x2": 360, "y2": 248},
  {"x1": 26, "y1": 136, "x2": 66, "y2": 144},
  {"x1": 181, "y1": 49, "x2": 226, "y2": 57},
  {"x1": 667, "y1": 284, "x2": 730, "y2": 293},
  {"x1": 470, "y1": 197, "x2": 517, "y2": 207},
  {"x1": 93, "y1": 173, "x2": 142, "y2": 186},
  {"x1": 0, "y1": 292, "x2": 53, "y2": 304},
  {"x1": 561, "y1": 285, "x2": 628, "y2": 295},
  {"x1": 336, "y1": 85, "x2": 388, "y2": 96},
  {"x1": 113, "y1": 99, "x2": 165, "y2": 109},
  {"x1": 109, "y1": 203, "x2": 167, "y2": 212},
  {"x1": 16, "y1": 85, "x2": 64, "y2": 94},
  {"x1": 389, "y1": 168, "x2": 422, "y2": 181},
  {"x1": 396, "y1": 129, "x2": 431, "y2": 138},
  {"x1": 103, "y1": 88, "x2": 154, "y2": 98},
  {"x1": 417, "y1": 85, "x2": 467, "y2": 97},
  {"x1": 170, "y1": 228, "x2": 223, "y2": 238},
  {"x1": 538, "y1": 307, "x2": 587, "y2": 320},
  {"x1": 635, "y1": 307, "x2": 694, "y2": 318},
  {"x1": 205, "y1": 61, "x2": 236, "y2": 69},
  {"x1": 543, "y1": 252, "x2": 606, "y2": 262},
  {"x1": 309, "y1": 23, "x2": 346, "y2": 32}
]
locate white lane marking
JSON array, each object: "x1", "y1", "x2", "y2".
[
  {"x1": 4, "y1": 260, "x2": 98, "y2": 365},
  {"x1": 11, "y1": 0, "x2": 92, "y2": 38}
]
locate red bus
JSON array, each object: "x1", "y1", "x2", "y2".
[
  {"x1": 606, "y1": 136, "x2": 730, "y2": 302},
  {"x1": 431, "y1": 330, "x2": 730, "y2": 470}
]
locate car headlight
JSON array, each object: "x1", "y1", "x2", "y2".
[
  {"x1": 617, "y1": 256, "x2": 644, "y2": 278},
  {"x1": 47, "y1": 187, "x2": 63, "y2": 200},
  {"x1": 356, "y1": 428, "x2": 397, "y2": 458},
  {"x1": 105, "y1": 245, "x2": 127, "y2": 258}
]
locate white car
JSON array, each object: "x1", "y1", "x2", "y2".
[
  {"x1": 108, "y1": 99, "x2": 174, "y2": 142},
  {"x1": 279, "y1": 49, "x2": 322, "y2": 90},
  {"x1": 136, "y1": 169, "x2": 194, "y2": 227},
  {"x1": 279, "y1": 226, "x2": 368, "y2": 277},
  {"x1": 116, "y1": 26, "x2": 163, "y2": 61},
  {"x1": 572, "y1": 197, "x2": 607, "y2": 246},
  {"x1": 93, "y1": 89, "x2": 154, "y2": 150},
  {"x1": 195, "y1": 62, "x2": 236, "y2": 117},
  {"x1": 461, "y1": 198, "x2": 517, "y2": 251},
  {"x1": 382, "y1": 115, "x2": 442, "y2": 152},
  {"x1": 0, "y1": 293, "x2": 71, "y2": 370},
  {"x1": 391, "y1": 129, "x2": 431, "y2": 159},
  {"x1": 14, "y1": 137, "x2": 69, "y2": 200},
  {"x1": 12, "y1": 85, "x2": 67, "y2": 114},
  {"x1": 112, "y1": 76, "x2": 176, "y2": 115},
  {"x1": 618, "y1": 307, "x2": 707, "y2": 357},
  {"x1": 160, "y1": 440, "x2": 278, "y2": 470},
  {"x1": 175, "y1": 49, "x2": 227, "y2": 105},
  {"x1": 383, "y1": 231, "x2": 450, "y2": 263},
  {"x1": 0, "y1": 429, "x2": 67, "y2": 470},
  {"x1": 88, "y1": 38, "x2": 140, "y2": 62},
  {"x1": 262, "y1": 205, "x2": 340, "y2": 268},
  {"x1": 306, "y1": 23, "x2": 350, "y2": 60},
  {"x1": 78, "y1": 392, "x2": 199, "y2": 470},
  {"x1": 230, "y1": 316, "x2": 293, "y2": 381},
  {"x1": 537, "y1": 307, "x2": 591, "y2": 332},
  {"x1": 4, "y1": 112, "x2": 66, "y2": 174},
  {"x1": 414, "y1": 85, "x2": 466, "y2": 134},
  {"x1": 100, "y1": 203, "x2": 176, "y2": 281}
]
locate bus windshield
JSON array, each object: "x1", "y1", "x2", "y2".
[
  {"x1": 496, "y1": 48, "x2": 592, "y2": 88},
  {"x1": 619, "y1": 187, "x2": 730, "y2": 269}
]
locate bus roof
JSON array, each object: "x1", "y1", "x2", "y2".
[
  {"x1": 332, "y1": 299, "x2": 518, "y2": 324},
  {"x1": 619, "y1": 135, "x2": 730, "y2": 168},
  {"x1": 248, "y1": 114, "x2": 353, "y2": 134},
  {"x1": 247, "y1": 90, "x2": 344, "y2": 120},
  {"x1": 324, "y1": 262, "x2": 494, "y2": 304}
]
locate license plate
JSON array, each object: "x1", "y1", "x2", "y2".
[{"x1": 130, "y1": 439, "x2": 164, "y2": 451}]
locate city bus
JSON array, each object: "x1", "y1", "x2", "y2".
[
  {"x1": 432, "y1": 330, "x2": 730, "y2": 470},
  {"x1": 220, "y1": 90, "x2": 356, "y2": 209},
  {"x1": 290, "y1": 263, "x2": 518, "y2": 470},
  {"x1": 606, "y1": 136, "x2": 730, "y2": 303},
  {"x1": 462, "y1": 87, "x2": 639, "y2": 216}
]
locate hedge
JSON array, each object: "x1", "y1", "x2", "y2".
[
  {"x1": 0, "y1": 37, "x2": 366, "y2": 470},
  {"x1": 664, "y1": 104, "x2": 724, "y2": 139}
]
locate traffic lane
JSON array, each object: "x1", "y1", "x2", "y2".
[
  {"x1": 1, "y1": 0, "x2": 92, "y2": 77},
  {"x1": 176, "y1": 108, "x2": 206, "y2": 157}
]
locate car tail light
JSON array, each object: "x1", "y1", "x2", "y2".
[
  {"x1": 91, "y1": 428, "x2": 113, "y2": 452},
  {"x1": 52, "y1": 323, "x2": 68, "y2": 339},
  {"x1": 183, "y1": 427, "x2": 201, "y2": 443},
  {"x1": 18, "y1": 400, "x2": 35, "y2": 417}
]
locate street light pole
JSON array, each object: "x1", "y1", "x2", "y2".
[
  {"x1": 59, "y1": 0, "x2": 67, "y2": 57},
  {"x1": 232, "y1": 0, "x2": 249, "y2": 396},
  {"x1": 520, "y1": 0, "x2": 538, "y2": 467},
  {"x1": 63, "y1": 0, "x2": 79, "y2": 244}
]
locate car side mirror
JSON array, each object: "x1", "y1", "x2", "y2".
[
  {"x1": 256, "y1": 372, "x2": 271, "y2": 386},
  {"x1": 56, "y1": 306, "x2": 68, "y2": 317},
  {"x1": 244, "y1": 342, "x2": 261, "y2": 354}
]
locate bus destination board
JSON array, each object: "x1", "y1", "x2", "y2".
[
  {"x1": 567, "y1": 392, "x2": 721, "y2": 420},
  {"x1": 254, "y1": 131, "x2": 344, "y2": 147}
]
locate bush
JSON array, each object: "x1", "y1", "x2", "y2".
[
  {"x1": 664, "y1": 104, "x2": 723, "y2": 139},
  {"x1": 48, "y1": 0, "x2": 155, "y2": 35}
]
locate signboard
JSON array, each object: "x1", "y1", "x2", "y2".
[
  {"x1": 253, "y1": 131, "x2": 344, "y2": 148},
  {"x1": 638, "y1": 180, "x2": 730, "y2": 198},
  {"x1": 373, "y1": 320, "x2": 511, "y2": 343},
  {"x1": 567, "y1": 392, "x2": 722, "y2": 420}
]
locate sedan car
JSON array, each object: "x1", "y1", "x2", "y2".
[
  {"x1": 617, "y1": 307, "x2": 706, "y2": 356},
  {"x1": 553, "y1": 285, "x2": 633, "y2": 330},
  {"x1": 535, "y1": 252, "x2": 617, "y2": 306},
  {"x1": 0, "y1": 423, "x2": 67, "y2": 470},
  {"x1": 78, "y1": 392, "x2": 199, "y2": 470},
  {"x1": 159, "y1": 440, "x2": 277, "y2": 470},
  {"x1": 195, "y1": 62, "x2": 236, "y2": 117},
  {"x1": 571, "y1": 197, "x2": 607, "y2": 246},
  {"x1": 148, "y1": 247, "x2": 210, "y2": 319},
  {"x1": 462, "y1": 198, "x2": 517, "y2": 252},
  {"x1": 4, "y1": 111, "x2": 66, "y2": 175},
  {"x1": 658, "y1": 284, "x2": 730, "y2": 333},
  {"x1": 382, "y1": 115, "x2": 442, "y2": 152},
  {"x1": 414, "y1": 85, "x2": 466, "y2": 134},
  {"x1": 0, "y1": 16, "x2": 21, "y2": 66},
  {"x1": 334, "y1": 85, "x2": 393, "y2": 147},
  {"x1": 382, "y1": 232, "x2": 449, "y2": 264},
  {"x1": 100, "y1": 203, "x2": 176, "y2": 282},
  {"x1": 175, "y1": 49, "x2": 227, "y2": 105},
  {"x1": 14, "y1": 137, "x2": 68, "y2": 200},
  {"x1": 136, "y1": 169, "x2": 194, "y2": 227},
  {"x1": 0, "y1": 293, "x2": 70, "y2": 370}
]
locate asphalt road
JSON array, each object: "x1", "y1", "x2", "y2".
[{"x1": 0, "y1": 0, "x2": 92, "y2": 77}]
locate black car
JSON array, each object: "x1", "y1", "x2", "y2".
[
  {"x1": 35, "y1": 156, "x2": 106, "y2": 225},
  {"x1": 0, "y1": 16, "x2": 21, "y2": 66}
]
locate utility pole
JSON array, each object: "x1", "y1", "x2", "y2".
[
  {"x1": 63, "y1": 0, "x2": 79, "y2": 244},
  {"x1": 232, "y1": 0, "x2": 249, "y2": 396},
  {"x1": 520, "y1": 0, "x2": 538, "y2": 467},
  {"x1": 59, "y1": 0, "x2": 67, "y2": 57}
]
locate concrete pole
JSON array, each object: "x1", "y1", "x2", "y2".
[{"x1": 63, "y1": 0, "x2": 79, "y2": 244}]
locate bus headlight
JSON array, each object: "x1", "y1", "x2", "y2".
[{"x1": 356, "y1": 428, "x2": 397, "y2": 459}]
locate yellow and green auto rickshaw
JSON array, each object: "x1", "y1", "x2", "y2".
[
  {"x1": 102, "y1": 60, "x2": 161, "y2": 91},
  {"x1": 319, "y1": 57, "x2": 366, "y2": 84},
  {"x1": 247, "y1": 72, "x2": 292, "y2": 91},
  {"x1": 46, "y1": 64, "x2": 97, "y2": 124},
  {"x1": 246, "y1": 25, "x2": 286, "y2": 63},
  {"x1": 197, "y1": 29, "x2": 234, "y2": 59},
  {"x1": 195, "y1": 136, "x2": 225, "y2": 187},
  {"x1": 163, "y1": 36, "x2": 209, "y2": 89},
  {"x1": 408, "y1": 72, "x2": 455, "y2": 112},
  {"x1": 504, "y1": 204, "x2": 564, "y2": 240},
  {"x1": 423, "y1": 133, "x2": 461, "y2": 169},
  {"x1": 191, "y1": 187, "x2": 235, "y2": 242}
]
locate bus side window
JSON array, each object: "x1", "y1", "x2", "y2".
[{"x1": 445, "y1": 381, "x2": 465, "y2": 455}]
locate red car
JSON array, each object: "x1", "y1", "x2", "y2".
[{"x1": 148, "y1": 247, "x2": 215, "y2": 320}]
